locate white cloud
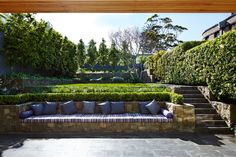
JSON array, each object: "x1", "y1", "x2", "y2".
[{"x1": 36, "y1": 13, "x2": 113, "y2": 45}]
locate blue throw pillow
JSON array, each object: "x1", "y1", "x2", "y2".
[
  {"x1": 62, "y1": 100, "x2": 78, "y2": 115},
  {"x1": 31, "y1": 103, "x2": 44, "y2": 116},
  {"x1": 98, "y1": 101, "x2": 111, "y2": 114},
  {"x1": 20, "y1": 110, "x2": 33, "y2": 119},
  {"x1": 145, "y1": 100, "x2": 160, "y2": 115},
  {"x1": 139, "y1": 101, "x2": 151, "y2": 114},
  {"x1": 43, "y1": 102, "x2": 58, "y2": 115},
  {"x1": 110, "y1": 102, "x2": 124, "y2": 114},
  {"x1": 160, "y1": 108, "x2": 173, "y2": 118},
  {"x1": 82, "y1": 101, "x2": 96, "y2": 114}
]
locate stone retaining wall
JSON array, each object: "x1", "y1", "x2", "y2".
[
  {"x1": 0, "y1": 102, "x2": 195, "y2": 134},
  {"x1": 212, "y1": 101, "x2": 236, "y2": 127},
  {"x1": 198, "y1": 86, "x2": 236, "y2": 127}
]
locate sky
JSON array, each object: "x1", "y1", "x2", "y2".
[{"x1": 36, "y1": 13, "x2": 231, "y2": 45}]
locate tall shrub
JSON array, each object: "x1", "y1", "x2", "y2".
[
  {"x1": 154, "y1": 30, "x2": 236, "y2": 102},
  {"x1": 2, "y1": 14, "x2": 78, "y2": 77}
]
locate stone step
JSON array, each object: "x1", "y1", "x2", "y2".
[
  {"x1": 178, "y1": 86, "x2": 198, "y2": 90},
  {"x1": 175, "y1": 90, "x2": 202, "y2": 94},
  {"x1": 184, "y1": 98, "x2": 208, "y2": 103},
  {"x1": 195, "y1": 108, "x2": 217, "y2": 114},
  {"x1": 191, "y1": 103, "x2": 213, "y2": 108},
  {"x1": 196, "y1": 127, "x2": 232, "y2": 134},
  {"x1": 196, "y1": 114, "x2": 222, "y2": 120},
  {"x1": 182, "y1": 94, "x2": 205, "y2": 98},
  {"x1": 197, "y1": 120, "x2": 228, "y2": 127}
]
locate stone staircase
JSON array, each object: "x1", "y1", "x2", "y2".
[{"x1": 175, "y1": 86, "x2": 232, "y2": 134}]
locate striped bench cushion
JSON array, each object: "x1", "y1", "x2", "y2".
[{"x1": 22, "y1": 113, "x2": 172, "y2": 123}]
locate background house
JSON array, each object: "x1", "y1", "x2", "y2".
[{"x1": 202, "y1": 13, "x2": 236, "y2": 40}]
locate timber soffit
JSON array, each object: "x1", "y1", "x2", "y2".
[{"x1": 0, "y1": 0, "x2": 236, "y2": 13}]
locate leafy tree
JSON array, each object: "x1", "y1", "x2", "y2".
[
  {"x1": 98, "y1": 38, "x2": 109, "y2": 66},
  {"x1": 109, "y1": 27, "x2": 142, "y2": 55},
  {"x1": 141, "y1": 14, "x2": 187, "y2": 53},
  {"x1": 109, "y1": 27, "x2": 141, "y2": 76},
  {"x1": 86, "y1": 39, "x2": 97, "y2": 67},
  {"x1": 77, "y1": 39, "x2": 86, "y2": 68},
  {"x1": 2, "y1": 13, "x2": 78, "y2": 77},
  {"x1": 109, "y1": 40, "x2": 120, "y2": 69}
]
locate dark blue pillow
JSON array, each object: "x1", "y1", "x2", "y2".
[
  {"x1": 111, "y1": 102, "x2": 124, "y2": 114},
  {"x1": 98, "y1": 101, "x2": 111, "y2": 114},
  {"x1": 82, "y1": 101, "x2": 96, "y2": 114},
  {"x1": 145, "y1": 100, "x2": 160, "y2": 115},
  {"x1": 62, "y1": 100, "x2": 77, "y2": 115},
  {"x1": 139, "y1": 101, "x2": 151, "y2": 114},
  {"x1": 31, "y1": 103, "x2": 44, "y2": 116},
  {"x1": 43, "y1": 102, "x2": 58, "y2": 115},
  {"x1": 20, "y1": 110, "x2": 33, "y2": 119}
]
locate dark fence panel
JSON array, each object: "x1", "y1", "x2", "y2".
[{"x1": 82, "y1": 64, "x2": 143, "y2": 72}]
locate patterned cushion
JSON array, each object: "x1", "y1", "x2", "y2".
[
  {"x1": 145, "y1": 100, "x2": 160, "y2": 115},
  {"x1": 31, "y1": 103, "x2": 44, "y2": 116},
  {"x1": 82, "y1": 101, "x2": 96, "y2": 114},
  {"x1": 62, "y1": 100, "x2": 78, "y2": 115},
  {"x1": 110, "y1": 102, "x2": 124, "y2": 114},
  {"x1": 22, "y1": 113, "x2": 173, "y2": 123},
  {"x1": 43, "y1": 102, "x2": 58, "y2": 115},
  {"x1": 98, "y1": 101, "x2": 111, "y2": 114},
  {"x1": 139, "y1": 101, "x2": 151, "y2": 114}
]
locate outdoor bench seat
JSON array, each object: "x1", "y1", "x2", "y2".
[
  {"x1": 22, "y1": 113, "x2": 172, "y2": 123},
  {"x1": 0, "y1": 101, "x2": 196, "y2": 134}
]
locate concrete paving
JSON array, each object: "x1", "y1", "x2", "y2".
[{"x1": 1, "y1": 134, "x2": 236, "y2": 157}]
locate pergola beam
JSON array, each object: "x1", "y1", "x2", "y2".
[{"x1": 0, "y1": 0, "x2": 236, "y2": 13}]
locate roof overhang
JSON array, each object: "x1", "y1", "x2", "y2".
[{"x1": 0, "y1": 0, "x2": 236, "y2": 13}]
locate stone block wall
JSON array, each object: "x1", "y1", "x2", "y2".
[
  {"x1": 166, "y1": 102, "x2": 195, "y2": 132},
  {"x1": 0, "y1": 101, "x2": 195, "y2": 134},
  {"x1": 212, "y1": 101, "x2": 236, "y2": 127}
]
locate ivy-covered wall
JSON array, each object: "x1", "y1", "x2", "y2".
[{"x1": 153, "y1": 29, "x2": 236, "y2": 102}]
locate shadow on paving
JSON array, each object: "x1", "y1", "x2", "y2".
[
  {"x1": 0, "y1": 135, "x2": 26, "y2": 157},
  {"x1": 1, "y1": 132, "x2": 234, "y2": 156}
]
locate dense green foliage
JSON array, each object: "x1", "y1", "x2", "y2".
[
  {"x1": 86, "y1": 39, "x2": 97, "y2": 67},
  {"x1": 24, "y1": 83, "x2": 170, "y2": 93},
  {"x1": 2, "y1": 14, "x2": 78, "y2": 77},
  {"x1": 97, "y1": 38, "x2": 109, "y2": 66},
  {"x1": 77, "y1": 39, "x2": 86, "y2": 68},
  {"x1": 109, "y1": 40, "x2": 120, "y2": 68},
  {"x1": 153, "y1": 41, "x2": 204, "y2": 81},
  {"x1": 0, "y1": 83, "x2": 183, "y2": 104},
  {"x1": 144, "y1": 50, "x2": 166, "y2": 70},
  {"x1": 153, "y1": 30, "x2": 236, "y2": 102},
  {"x1": 0, "y1": 92, "x2": 183, "y2": 105}
]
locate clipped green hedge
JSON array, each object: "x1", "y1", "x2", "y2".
[
  {"x1": 23, "y1": 83, "x2": 170, "y2": 93},
  {"x1": 154, "y1": 30, "x2": 236, "y2": 102},
  {"x1": 0, "y1": 92, "x2": 183, "y2": 105}
]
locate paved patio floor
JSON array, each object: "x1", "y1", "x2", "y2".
[{"x1": 1, "y1": 134, "x2": 236, "y2": 157}]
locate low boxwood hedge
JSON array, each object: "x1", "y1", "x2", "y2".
[{"x1": 0, "y1": 92, "x2": 183, "y2": 105}]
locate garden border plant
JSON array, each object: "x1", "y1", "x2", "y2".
[{"x1": 0, "y1": 92, "x2": 183, "y2": 105}]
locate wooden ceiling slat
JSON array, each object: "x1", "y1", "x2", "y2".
[{"x1": 0, "y1": 0, "x2": 236, "y2": 12}]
